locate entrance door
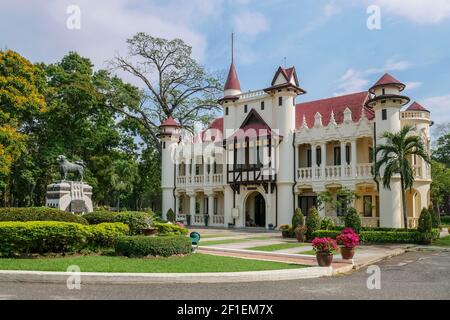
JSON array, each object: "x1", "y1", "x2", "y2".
[
  {"x1": 254, "y1": 194, "x2": 266, "y2": 227},
  {"x1": 298, "y1": 196, "x2": 317, "y2": 215}
]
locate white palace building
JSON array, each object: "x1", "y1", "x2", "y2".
[{"x1": 159, "y1": 61, "x2": 432, "y2": 230}]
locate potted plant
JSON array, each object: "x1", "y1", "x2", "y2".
[
  {"x1": 204, "y1": 214, "x2": 209, "y2": 227},
  {"x1": 280, "y1": 225, "x2": 290, "y2": 238},
  {"x1": 336, "y1": 228, "x2": 360, "y2": 260},
  {"x1": 312, "y1": 237, "x2": 338, "y2": 267},
  {"x1": 295, "y1": 225, "x2": 307, "y2": 242},
  {"x1": 142, "y1": 218, "x2": 158, "y2": 236}
]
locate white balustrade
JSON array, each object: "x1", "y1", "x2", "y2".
[
  {"x1": 238, "y1": 90, "x2": 266, "y2": 100},
  {"x1": 297, "y1": 163, "x2": 374, "y2": 182},
  {"x1": 176, "y1": 173, "x2": 223, "y2": 187},
  {"x1": 401, "y1": 111, "x2": 430, "y2": 120},
  {"x1": 211, "y1": 215, "x2": 225, "y2": 226}
]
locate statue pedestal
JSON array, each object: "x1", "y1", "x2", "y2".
[{"x1": 46, "y1": 181, "x2": 93, "y2": 213}]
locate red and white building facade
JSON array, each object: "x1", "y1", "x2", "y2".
[{"x1": 159, "y1": 63, "x2": 432, "y2": 229}]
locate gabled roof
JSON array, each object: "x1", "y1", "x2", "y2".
[
  {"x1": 406, "y1": 101, "x2": 430, "y2": 113},
  {"x1": 295, "y1": 91, "x2": 373, "y2": 129},
  {"x1": 224, "y1": 63, "x2": 241, "y2": 91},
  {"x1": 271, "y1": 66, "x2": 299, "y2": 87},
  {"x1": 160, "y1": 116, "x2": 181, "y2": 128},
  {"x1": 369, "y1": 73, "x2": 405, "y2": 93},
  {"x1": 227, "y1": 109, "x2": 279, "y2": 141}
]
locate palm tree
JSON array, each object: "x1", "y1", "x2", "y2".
[{"x1": 375, "y1": 125, "x2": 430, "y2": 229}]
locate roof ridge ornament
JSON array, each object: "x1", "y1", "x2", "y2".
[
  {"x1": 330, "y1": 109, "x2": 337, "y2": 125},
  {"x1": 302, "y1": 114, "x2": 308, "y2": 128},
  {"x1": 314, "y1": 112, "x2": 323, "y2": 128}
]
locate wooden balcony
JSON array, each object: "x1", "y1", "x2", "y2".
[{"x1": 227, "y1": 164, "x2": 276, "y2": 185}]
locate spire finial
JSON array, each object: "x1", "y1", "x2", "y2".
[{"x1": 231, "y1": 32, "x2": 234, "y2": 64}]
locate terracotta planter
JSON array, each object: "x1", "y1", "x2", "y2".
[
  {"x1": 316, "y1": 252, "x2": 334, "y2": 267},
  {"x1": 340, "y1": 247, "x2": 355, "y2": 260},
  {"x1": 142, "y1": 228, "x2": 158, "y2": 236},
  {"x1": 295, "y1": 232, "x2": 306, "y2": 243}
]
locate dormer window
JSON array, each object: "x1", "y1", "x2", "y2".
[{"x1": 278, "y1": 97, "x2": 283, "y2": 106}]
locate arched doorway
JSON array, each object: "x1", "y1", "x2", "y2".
[
  {"x1": 406, "y1": 189, "x2": 421, "y2": 218},
  {"x1": 245, "y1": 192, "x2": 266, "y2": 228}
]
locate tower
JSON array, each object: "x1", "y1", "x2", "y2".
[
  {"x1": 366, "y1": 73, "x2": 410, "y2": 228},
  {"x1": 159, "y1": 117, "x2": 181, "y2": 220},
  {"x1": 264, "y1": 66, "x2": 306, "y2": 226}
]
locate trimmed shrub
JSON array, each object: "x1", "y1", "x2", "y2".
[
  {"x1": 441, "y1": 216, "x2": 450, "y2": 224},
  {"x1": 115, "y1": 235, "x2": 191, "y2": 257},
  {"x1": 0, "y1": 221, "x2": 90, "y2": 257},
  {"x1": 83, "y1": 210, "x2": 153, "y2": 235},
  {"x1": 292, "y1": 208, "x2": 304, "y2": 228},
  {"x1": 320, "y1": 217, "x2": 335, "y2": 230},
  {"x1": 0, "y1": 221, "x2": 131, "y2": 257},
  {"x1": 312, "y1": 228, "x2": 441, "y2": 244},
  {"x1": 344, "y1": 207, "x2": 362, "y2": 234},
  {"x1": 418, "y1": 208, "x2": 432, "y2": 233},
  {"x1": 0, "y1": 207, "x2": 88, "y2": 225},
  {"x1": 429, "y1": 205, "x2": 441, "y2": 229},
  {"x1": 306, "y1": 207, "x2": 321, "y2": 240},
  {"x1": 88, "y1": 223, "x2": 129, "y2": 247},
  {"x1": 166, "y1": 209, "x2": 176, "y2": 222},
  {"x1": 153, "y1": 222, "x2": 189, "y2": 236}
]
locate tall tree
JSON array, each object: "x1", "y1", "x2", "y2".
[
  {"x1": 109, "y1": 33, "x2": 223, "y2": 153},
  {"x1": 0, "y1": 50, "x2": 47, "y2": 205},
  {"x1": 375, "y1": 125, "x2": 430, "y2": 229},
  {"x1": 430, "y1": 160, "x2": 450, "y2": 212}
]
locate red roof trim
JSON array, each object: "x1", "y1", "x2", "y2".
[
  {"x1": 406, "y1": 101, "x2": 430, "y2": 113},
  {"x1": 160, "y1": 116, "x2": 181, "y2": 128},
  {"x1": 224, "y1": 63, "x2": 241, "y2": 91},
  {"x1": 369, "y1": 73, "x2": 405, "y2": 93}
]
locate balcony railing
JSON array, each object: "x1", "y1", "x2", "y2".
[
  {"x1": 401, "y1": 111, "x2": 430, "y2": 120},
  {"x1": 298, "y1": 163, "x2": 374, "y2": 182},
  {"x1": 176, "y1": 174, "x2": 223, "y2": 187}
]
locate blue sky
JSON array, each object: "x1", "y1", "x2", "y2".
[{"x1": 1, "y1": 0, "x2": 449, "y2": 124}]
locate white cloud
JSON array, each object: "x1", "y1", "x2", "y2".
[
  {"x1": 324, "y1": 2, "x2": 342, "y2": 18},
  {"x1": 334, "y1": 69, "x2": 370, "y2": 96},
  {"x1": 233, "y1": 11, "x2": 269, "y2": 37},
  {"x1": 423, "y1": 94, "x2": 450, "y2": 124},
  {"x1": 404, "y1": 81, "x2": 422, "y2": 90},
  {"x1": 368, "y1": 0, "x2": 450, "y2": 24},
  {"x1": 334, "y1": 58, "x2": 413, "y2": 96}
]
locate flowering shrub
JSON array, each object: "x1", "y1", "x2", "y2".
[
  {"x1": 280, "y1": 224, "x2": 290, "y2": 231},
  {"x1": 336, "y1": 228, "x2": 360, "y2": 248},
  {"x1": 295, "y1": 225, "x2": 307, "y2": 234},
  {"x1": 312, "y1": 237, "x2": 338, "y2": 254},
  {"x1": 175, "y1": 222, "x2": 185, "y2": 228}
]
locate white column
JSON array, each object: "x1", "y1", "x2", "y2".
[
  {"x1": 351, "y1": 140, "x2": 357, "y2": 178},
  {"x1": 340, "y1": 141, "x2": 346, "y2": 177},
  {"x1": 311, "y1": 144, "x2": 317, "y2": 180},
  {"x1": 321, "y1": 142, "x2": 327, "y2": 178},
  {"x1": 175, "y1": 195, "x2": 180, "y2": 214},
  {"x1": 188, "y1": 192, "x2": 196, "y2": 217}
]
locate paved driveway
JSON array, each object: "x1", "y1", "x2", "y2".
[{"x1": 0, "y1": 250, "x2": 448, "y2": 300}]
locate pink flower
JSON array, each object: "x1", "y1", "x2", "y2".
[
  {"x1": 336, "y1": 228, "x2": 360, "y2": 248},
  {"x1": 312, "y1": 237, "x2": 338, "y2": 253}
]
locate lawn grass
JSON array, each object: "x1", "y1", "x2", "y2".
[
  {"x1": 0, "y1": 254, "x2": 304, "y2": 273},
  {"x1": 200, "y1": 239, "x2": 251, "y2": 246},
  {"x1": 433, "y1": 235, "x2": 450, "y2": 247},
  {"x1": 246, "y1": 236, "x2": 278, "y2": 241},
  {"x1": 246, "y1": 242, "x2": 310, "y2": 252},
  {"x1": 297, "y1": 250, "x2": 316, "y2": 255}
]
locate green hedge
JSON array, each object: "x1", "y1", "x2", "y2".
[
  {"x1": 88, "y1": 223, "x2": 130, "y2": 248},
  {"x1": 312, "y1": 228, "x2": 441, "y2": 244},
  {"x1": 153, "y1": 222, "x2": 188, "y2": 236},
  {"x1": 441, "y1": 216, "x2": 450, "y2": 224},
  {"x1": 115, "y1": 236, "x2": 191, "y2": 257},
  {"x1": 0, "y1": 221, "x2": 129, "y2": 257},
  {"x1": 0, "y1": 207, "x2": 88, "y2": 225},
  {"x1": 83, "y1": 210, "x2": 153, "y2": 235}
]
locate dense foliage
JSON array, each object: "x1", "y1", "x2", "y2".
[
  {"x1": 114, "y1": 235, "x2": 191, "y2": 257},
  {"x1": 0, "y1": 221, "x2": 128, "y2": 257},
  {"x1": 83, "y1": 210, "x2": 153, "y2": 235},
  {"x1": 305, "y1": 207, "x2": 321, "y2": 240},
  {"x1": 0, "y1": 207, "x2": 88, "y2": 224},
  {"x1": 344, "y1": 207, "x2": 362, "y2": 234},
  {"x1": 292, "y1": 208, "x2": 304, "y2": 228}
]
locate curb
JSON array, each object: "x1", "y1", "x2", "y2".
[{"x1": 0, "y1": 267, "x2": 333, "y2": 284}]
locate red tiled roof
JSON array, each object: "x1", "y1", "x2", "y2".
[
  {"x1": 369, "y1": 73, "x2": 405, "y2": 93},
  {"x1": 406, "y1": 102, "x2": 429, "y2": 112},
  {"x1": 224, "y1": 63, "x2": 241, "y2": 91},
  {"x1": 160, "y1": 116, "x2": 181, "y2": 127},
  {"x1": 228, "y1": 109, "x2": 280, "y2": 141},
  {"x1": 295, "y1": 92, "x2": 374, "y2": 129},
  {"x1": 200, "y1": 117, "x2": 224, "y2": 142}
]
